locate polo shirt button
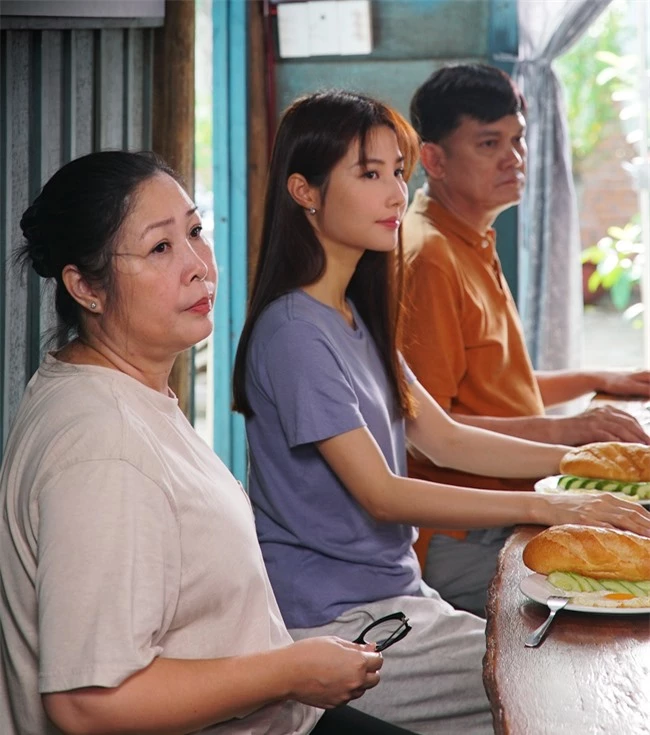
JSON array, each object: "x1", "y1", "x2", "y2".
[{"x1": 481, "y1": 239, "x2": 489, "y2": 249}]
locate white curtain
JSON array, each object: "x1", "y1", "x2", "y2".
[{"x1": 514, "y1": 0, "x2": 613, "y2": 370}]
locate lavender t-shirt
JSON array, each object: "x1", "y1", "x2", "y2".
[{"x1": 245, "y1": 290, "x2": 421, "y2": 629}]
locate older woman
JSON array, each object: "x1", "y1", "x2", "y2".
[{"x1": 0, "y1": 151, "x2": 413, "y2": 735}]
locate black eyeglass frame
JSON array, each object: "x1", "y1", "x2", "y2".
[{"x1": 353, "y1": 611, "x2": 411, "y2": 653}]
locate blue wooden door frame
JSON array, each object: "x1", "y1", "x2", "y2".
[
  {"x1": 212, "y1": 0, "x2": 247, "y2": 484},
  {"x1": 488, "y1": 0, "x2": 520, "y2": 302}
]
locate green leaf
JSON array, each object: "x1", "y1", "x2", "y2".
[
  {"x1": 596, "y1": 67, "x2": 619, "y2": 85},
  {"x1": 595, "y1": 50, "x2": 624, "y2": 66},
  {"x1": 611, "y1": 272, "x2": 632, "y2": 310},
  {"x1": 587, "y1": 270, "x2": 603, "y2": 292},
  {"x1": 581, "y1": 245, "x2": 605, "y2": 264},
  {"x1": 607, "y1": 226, "x2": 628, "y2": 239},
  {"x1": 599, "y1": 251, "x2": 620, "y2": 277}
]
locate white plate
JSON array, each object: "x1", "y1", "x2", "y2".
[
  {"x1": 520, "y1": 573, "x2": 650, "y2": 614},
  {"x1": 534, "y1": 475, "x2": 650, "y2": 507}
]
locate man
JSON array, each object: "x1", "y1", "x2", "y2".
[{"x1": 402, "y1": 63, "x2": 650, "y2": 617}]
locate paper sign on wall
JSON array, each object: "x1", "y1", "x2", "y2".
[{"x1": 277, "y1": 0, "x2": 372, "y2": 58}]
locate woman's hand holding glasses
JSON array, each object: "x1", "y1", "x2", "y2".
[
  {"x1": 280, "y1": 612, "x2": 410, "y2": 709},
  {"x1": 284, "y1": 636, "x2": 384, "y2": 709}
]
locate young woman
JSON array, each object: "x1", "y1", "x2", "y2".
[
  {"x1": 232, "y1": 90, "x2": 650, "y2": 734},
  {"x1": 0, "y1": 151, "x2": 415, "y2": 735}
]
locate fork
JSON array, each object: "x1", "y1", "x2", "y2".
[{"x1": 525, "y1": 596, "x2": 569, "y2": 648}]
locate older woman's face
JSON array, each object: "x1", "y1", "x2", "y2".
[{"x1": 104, "y1": 173, "x2": 217, "y2": 359}]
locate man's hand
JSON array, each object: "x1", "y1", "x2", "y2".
[
  {"x1": 554, "y1": 405, "x2": 649, "y2": 446},
  {"x1": 593, "y1": 370, "x2": 650, "y2": 398}
]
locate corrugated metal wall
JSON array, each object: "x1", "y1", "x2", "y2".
[{"x1": 0, "y1": 24, "x2": 156, "y2": 452}]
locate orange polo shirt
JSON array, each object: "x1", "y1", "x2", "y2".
[{"x1": 402, "y1": 190, "x2": 544, "y2": 539}]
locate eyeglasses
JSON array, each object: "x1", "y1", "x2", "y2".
[{"x1": 353, "y1": 611, "x2": 411, "y2": 653}]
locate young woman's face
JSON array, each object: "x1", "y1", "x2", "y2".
[
  {"x1": 311, "y1": 125, "x2": 409, "y2": 258},
  {"x1": 104, "y1": 172, "x2": 217, "y2": 359}
]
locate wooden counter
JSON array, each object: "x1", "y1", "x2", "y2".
[{"x1": 483, "y1": 525, "x2": 650, "y2": 735}]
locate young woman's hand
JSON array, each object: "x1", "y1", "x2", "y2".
[
  {"x1": 535, "y1": 492, "x2": 650, "y2": 538},
  {"x1": 285, "y1": 637, "x2": 383, "y2": 708}
]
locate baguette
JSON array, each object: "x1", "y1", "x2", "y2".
[
  {"x1": 559, "y1": 442, "x2": 650, "y2": 482},
  {"x1": 522, "y1": 524, "x2": 650, "y2": 582}
]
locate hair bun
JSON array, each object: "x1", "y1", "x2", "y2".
[{"x1": 20, "y1": 203, "x2": 56, "y2": 278}]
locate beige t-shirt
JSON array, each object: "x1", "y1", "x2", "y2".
[{"x1": 0, "y1": 354, "x2": 319, "y2": 735}]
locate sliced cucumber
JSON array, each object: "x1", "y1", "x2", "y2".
[
  {"x1": 548, "y1": 571, "x2": 581, "y2": 591},
  {"x1": 547, "y1": 572, "x2": 650, "y2": 597},
  {"x1": 569, "y1": 572, "x2": 594, "y2": 592},
  {"x1": 557, "y1": 475, "x2": 650, "y2": 499},
  {"x1": 584, "y1": 576, "x2": 603, "y2": 592},
  {"x1": 618, "y1": 581, "x2": 648, "y2": 596},
  {"x1": 601, "y1": 580, "x2": 631, "y2": 594}
]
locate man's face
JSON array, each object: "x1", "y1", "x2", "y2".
[{"x1": 433, "y1": 112, "x2": 526, "y2": 221}]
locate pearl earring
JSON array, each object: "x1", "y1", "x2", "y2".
[{"x1": 308, "y1": 207, "x2": 317, "y2": 215}]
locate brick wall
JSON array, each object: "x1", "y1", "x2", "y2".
[{"x1": 575, "y1": 121, "x2": 639, "y2": 250}]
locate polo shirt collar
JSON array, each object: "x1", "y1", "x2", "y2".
[{"x1": 413, "y1": 188, "x2": 496, "y2": 261}]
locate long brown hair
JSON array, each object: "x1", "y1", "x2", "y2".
[{"x1": 232, "y1": 90, "x2": 419, "y2": 418}]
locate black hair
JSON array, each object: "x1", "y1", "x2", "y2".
[
  {"x1": 18, "y1": 150, "x2": 179, "y2": 343},
  {"x1": 410, "y1": 63, "x2": 526, "y2": 143},
  {"x1": 232, "y1": 90, "x2": 419, "y2": 418}
]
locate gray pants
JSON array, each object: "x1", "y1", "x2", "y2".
[
  {"x1": 423, "y1": 528, "x2": 513, "y2": 618},
  {"x1": 290, "y1": 584, "x2": 493, "y2": 735}
]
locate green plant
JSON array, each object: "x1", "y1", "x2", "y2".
[
  {"x1": 595, "y1": 49, "x2": 644, "y2": 148},
  {"x1": 581, "y1": 220, "x2": 643, "y2": 317},
  {"x1": 555, "y1": 1, "x2": 625, "y2": 174}
]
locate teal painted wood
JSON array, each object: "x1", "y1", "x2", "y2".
[
  {"x1": 211, "y1": 0, "x2": 248, "y2": 484},
  {"x1": 367, "y1": 0, "x2": 488, "y2": 59},
  {"x1": 275, "y1": 0, "x2": 488, "y2": 62},
  {"x1": 276, "y1": 57, "x2": 482, "y2": 126},
  {"x1": 275, "y1": 0, "x2": 490, "y2": 123},
  {"x1": 227, "y1": 0, "x2": 248, "y2": 485},
  {"x1": 488, "y1": 0, "x2": 518, "y2": 64},
  {"x1": 212, "y1": 0, "x2": 232, "y2": 469},
  {"x1": 488, "y1": 0, "x2": 519, "y2": 301},
  {"x1": 0, "y1": 24, "x2": 155, "y2": 456}
]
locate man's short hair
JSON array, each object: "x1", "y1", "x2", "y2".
[{"x1": 410, "y1": 64, "x2": 526, "y2": 143}]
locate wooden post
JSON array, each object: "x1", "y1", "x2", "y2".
[{"x1": 152, "y1": 0, "x2": 195, "y2": 417}]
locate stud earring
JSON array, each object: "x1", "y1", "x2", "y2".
[
  {"x1": 90, "y1": 301, "x2": 97, "y2": 310},
  {"x1": 308, "y1": 207, "x2": 317, "y2": 215}
]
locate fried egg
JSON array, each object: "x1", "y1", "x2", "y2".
[{"x1": 566, "y1": 589, "x2": 650, "y2": 609}]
